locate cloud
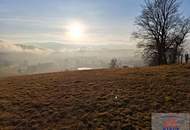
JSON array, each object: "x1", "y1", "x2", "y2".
[
  {"x1": 0, "y1": 40, "x2": 53, "y2": 55},
  {"x1": 0, "y1": 17, "x2": 45, "y2": 24}
]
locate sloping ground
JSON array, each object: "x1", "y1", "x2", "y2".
[{"x1": 0, "y1": 64, "x2": 190, "y2": 130}]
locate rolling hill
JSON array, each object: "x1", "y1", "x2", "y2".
[{"x1": 0, "y1": 64, "x2": 190, "y2": 130}]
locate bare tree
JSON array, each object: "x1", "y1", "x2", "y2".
[
  {"x1": 134, "y1": 0, "x2": 190, "y2": 66},
  {"x1": 110, "y1": 58, "x2": 118, "y2": 68},
  {"x1": 167, "y1": 18, "x2": 190, "y2": 63}
]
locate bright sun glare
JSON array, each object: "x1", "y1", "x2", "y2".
[{"x1": 66, "y1": 22, "x2": 86, "y2": 40}]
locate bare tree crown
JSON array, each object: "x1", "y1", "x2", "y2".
[{"x1": 134, "y1": 0, "x2": 190, "y2": 65}]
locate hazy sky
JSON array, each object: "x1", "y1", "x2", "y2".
[{"x1": 0, "y1": 0, "x2": 190, "y2": 45}]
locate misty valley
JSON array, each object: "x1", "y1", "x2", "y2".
[{"x1": 0, "y1": 41, "x2": 143, "y2": 77}]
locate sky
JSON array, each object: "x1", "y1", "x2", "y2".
[{"x1": 0, "y1": 0, "x2": 190, "y2": 45}]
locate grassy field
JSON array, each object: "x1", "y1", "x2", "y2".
[{"x1": 0, "y1": 64, "x2": 190, "y2": 130}]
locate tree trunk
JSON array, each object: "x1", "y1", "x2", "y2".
[{"x1": 171, "y1": 45, "x2": 178, "y2": 64}]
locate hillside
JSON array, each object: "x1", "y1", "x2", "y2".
[{"x1": 0, "y1": 64, "x2": 190, "y2": 130}]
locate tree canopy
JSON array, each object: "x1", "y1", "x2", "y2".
[{"x1": 134, "y1": 0, "x2": 190, "y2": 66}]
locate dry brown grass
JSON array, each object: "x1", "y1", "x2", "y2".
[{"x1": 0, "y1": 64, "x2": 190, "y2": 130}]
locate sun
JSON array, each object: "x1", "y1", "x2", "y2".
[{"x1": 66, "y1": 22, "x2": 86, "y2": 40}]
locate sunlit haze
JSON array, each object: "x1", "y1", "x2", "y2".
[
  {"x1": 0, "y1": 0, "x2": 190, "y2": 76},
  {"x1": 66, "y1": 21, "x2": 86, "y2": 40},
  {"x1": 0, "y1": 0, "x2": 189, "y2": 44}
]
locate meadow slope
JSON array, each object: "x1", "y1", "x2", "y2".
[{"x1": 0, "y1": 64, "x2": 190, "y2": 130}]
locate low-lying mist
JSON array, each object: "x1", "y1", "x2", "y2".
[{"x1": 0, "y1": 40, "x2": 144, "y2": 77}]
